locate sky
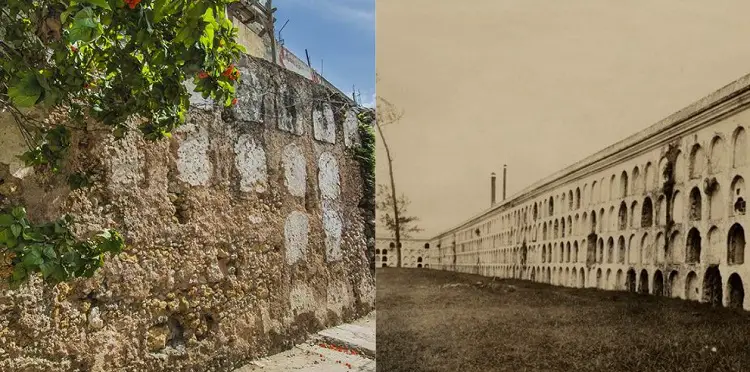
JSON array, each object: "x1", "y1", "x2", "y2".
[
  {"x1": 376, "y1": 0, "x2": 750, "y2": 239},
  {"x1": 273, "y1": 0, "x2": 375, "y2": 107}
]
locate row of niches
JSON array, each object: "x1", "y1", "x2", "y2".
[
  {"x1": 484, "y1": 264, "x2": 748, "y2": 310},
  {"x1": 467, "y1": 126, "x2": 750, "y2": 241},
  {"x1": 456, "y1": 222, "x2": 747, "y2": 271},
  {"x1": 462, "y1": 176, "x2": 748, "y2": 248}
]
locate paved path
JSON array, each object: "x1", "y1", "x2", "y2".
[{"x1": 234, "y1": 312, "x2": 376, "y2": 372}]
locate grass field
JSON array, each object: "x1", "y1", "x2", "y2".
[{"x1": 376, "y1": 268, "x2": 750, "y2": 372}]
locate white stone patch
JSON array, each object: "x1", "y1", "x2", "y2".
[
  {"x1": 323, "y1": 208, "x2": 343, "y2": 262},
  {"x1": 234, "y1": 134, "x2": 268, "y2": 193},
  {"x1": 233, "y1": 69, "x2": 263, "y2": 122},
  {"x1": 343, "y1": 110, "x2": 360, "y2": 148},
  {"x1": 282, "y1": 143, "x2": 307, "y2": 197},
  {"x1": 109, "y1": 131, "x2": 144, "y2": 186},
  {"x1": 318, "y1": 152, "x2": 340, "y2": 201},
  {"x1": 176, "y1": 122, "x2": 211, "y2": 186},
  {"x1": 285, "y1": 211, "x2": 309, "y2": 265},
  {"x1": 290, "y1": 282, "x2": 317, "y2": 314},
  {"x1": 326, "y1": 281, "x2": 352, "y2": 317},
  {"x1": 0, "y1": 116, "x2": 33, "y2": 179},
  {"x1": 184, "y1": 80, "x2": 214, "y2": 110},
  {"x1": 313, "y1": 103, "x2": 336, "y2": 144}
]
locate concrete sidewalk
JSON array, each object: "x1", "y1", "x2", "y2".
[{"x1": 234, "y1": 312, "x2": 376, "y2": 372}]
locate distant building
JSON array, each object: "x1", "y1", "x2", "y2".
[{"x1": 376, "y1": 237, "x2": 430, "y2": 268}]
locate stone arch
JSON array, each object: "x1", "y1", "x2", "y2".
[
  {"x1": 689, "y1": 144, "x2": 706, "y2": 179},
  {"x1": 541, "y1": 245, "x2": 547, "y2": 263},
  {"x1": 599, "y1": 208, "x2": 605, "y2": 233},
  {"x1": 644, "y1": 162, "x2": 654, "y2": 191},
  {"x1": 607, "y1": 237, "x2": 614, "y2": 264},
  {"x1": 732, "y1": 126, "x2": 747, "y2": 168},
  {"x1": 659, "y1": 156, "x2": 670, "y2": 186},
  {"x1": 672, "y1": 190, "x2": 684, "y2": 224},
  {"x1": 605, "y1": 269, "x2": 612, "y2": 289},
  {"x1": 617, "y1": 235, "x2": 626, "y2": 264},
  {"x1": 625, "y1": 269, "x2": 636, "y2": 292},
  {"x1": 689, "y1": 187, "x2": 702, "y2": 221},
  {"x1": 597, "y1": 238, "x2": 604, "y2": 263},
  {"x1": 674, "y1": 150, "x2": 685, "y2": 182},
  {"x1": 554, "y1": 220, "x2": 559, "y2": 239},
  {"x1": 686, "y1": 227, "x2": 701, "y2": 264},
  {"x1": 669, "y1": 230, "x2": 683, "y2": 264},
  {"x1": 641, "y1": 197, "x2": 653, "y2": 227},
  {"x1": 618, "y1": 201, "x2": 627, "y2": 230},
  {"x1": 560, "y1": 218, "x2": 566, "y2": 238},
  {"x1": 596, "y1": 268, "x2": 602, "y2": 288},
  {"x1": 620, "y1": 171, "x2": 629, "y2": 198},
  {"x1": 727, "y1": 273, "x2": 745, "y2": 309},
  {"x1": 641, "y1": 233, "x2": 651, "y2": 264},
  {"x1": 668, "y1": 271, "x2": 680, "y2": 298},
  {"x1": 730, "y1": 175, "x2": 746, "y2": 216},
  {"x1": 543, "y1": 222, "x2": 547, "y2": 240},
  {"x1": 609, "y1": 174, "x2": 617, "y2": 201},
  {"x1": 549, "y1": 196, "x2": 554, "y2": 216},
  {"x1": 657, "y1": 195, "x2": 667, "y2": 225},
  {"x1": 632, "y1": 166, "x2": 641, "y2": 194},
  {"x1": 710, "y1": 135, "x2": 726, "y2": 174},
  {"x1": 728, "y1": 223, "x2": 745, "y2": 265},
  {"x1": 685, "y1": 271, "x2": 699, "y2": 300},
  {"x1": 638, "y1": 269, "x2": 649, "y2": 294},
  {"x1": 590, "y1": 210, "x2": 597, "y2": 233},
  {"x1": 608, "y1": 206, "x2": 615, "y2": 231},
  {"x1": 568, "y1": 190, "x2": 574, "y2": 211},
  {"x1": 615, "y1": 269, "x2": 623, "y2": 290},
  {"x1": 653, "y1": 270, "x2": 664, "y2": 296},
  {"x1": 702, "y1": 266, "x2": 723, "y2": 306},
  {"x1": 579, "y1": 269, "x2": 585, "y2": 288},
  {"x1": 655, "y1": 232, "x2": 665, "y2": 264},
  {"x1": 573, "y1": 241, "x2": 579, "y2": 263},
  {"x1": 591, "y1": 181, "x2": 598, "y2": 204},
  {"x1": 575, "y1": 188, "x2": 581, "y2": 210},
  {"x1": 628, "y1": 234, "x2": 638, "y2": 264}
]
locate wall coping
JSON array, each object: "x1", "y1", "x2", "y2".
[{"x1": 432, "y1": 71, "x2": 750, "y2": 241}]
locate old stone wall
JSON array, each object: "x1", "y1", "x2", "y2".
[
  {"x1": 375, "y1": 238, "x2": 429, "y2": 268},
  {"x1": 0, "y1": 56, "x2": 374, "y2": 372},
  {"x1": 430, "y1": 72, "x2": 750, "y2": 311}
]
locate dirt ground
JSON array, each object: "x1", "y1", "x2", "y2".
[{"x1": 376, "y1": 268, "x2": 750, "y2": 372}]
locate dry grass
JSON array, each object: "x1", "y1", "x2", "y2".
[{"x1": 376, "y1": 268, "x2": 750, "y2": 372}]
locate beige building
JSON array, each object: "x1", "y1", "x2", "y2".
[
  {"x1": 430, "y1": 72, "x2": 750, "y2": 310},
  {"x1": 376, "y1": 237, "x2": 430, "y2": 268}
]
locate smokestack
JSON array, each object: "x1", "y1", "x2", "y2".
[
  {"x1": 503, "y1": 165, "x2": 507, "y2": 201},
  {"x1": 491, "y1": 172, "x2": 497, "y2": 206}
]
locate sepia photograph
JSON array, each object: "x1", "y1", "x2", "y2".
[{"x1": 376, "y1": 0, "x2": 750, "y2": 371}]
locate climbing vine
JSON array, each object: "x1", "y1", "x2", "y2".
[
  {"x1": 1, "y1": 0, "x2": 246, "y2": 172},
  {"x1": 0, "y1": 0, "x2": 246, "y2": 284},
  {"x1": 354, "y1": 108, "x2": 376, "y2": 273},
  {"x1": 0, "y1": 206, "x2": 124, "y2": 287}
]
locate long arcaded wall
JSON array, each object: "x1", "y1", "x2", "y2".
[{"x1": 430, "y1": 72, "x2": 750, "y2": 310}]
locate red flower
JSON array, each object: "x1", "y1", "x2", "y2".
[
  {"x1": 231, "y1": 98, "x2": 238, "y2": 105},
  {"x1": 222, "y1": 65, "x2": 240, "y2": 80},
  {"x1": 70, "y1": 45, "x2": 78, "y2": 53},
  {"x1": 124, "y1": 0, "x2": 141, "y2": 9},
  {"x1": 83, "y1": 83, "x2": 91, "y2": 89},
  {"x1": 198, "y1": 71, "x2": 209, "y2": 79}
]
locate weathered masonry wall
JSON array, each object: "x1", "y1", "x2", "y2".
[
  {"x1": 375, "y1": 237, "x2": 430, "y2": 268},
  {"x1": 0, "y1": 56, "x2": 374, "y2": 372},
  {"x1": 430, "y1": 72, "x2": 750, "y2": 310}
]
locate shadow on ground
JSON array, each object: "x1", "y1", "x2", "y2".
[{"x1": 376, "y1": 268, "x2": 750, "y2": 372}]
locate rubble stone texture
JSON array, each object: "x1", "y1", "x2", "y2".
[{"x1": 0, "y1": 56, "x2": 373, "y2": 372}]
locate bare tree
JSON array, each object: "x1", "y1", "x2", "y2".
[{"x1": 376, "y1": 95, "x2": 420, "y2": 267}]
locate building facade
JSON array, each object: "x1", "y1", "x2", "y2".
[
  {"x1": 430, "y1": 73, "x2": 750, "y2": 310},
  {"x1": 376, "y1": 237, "x2": 430, "y2": 268}
]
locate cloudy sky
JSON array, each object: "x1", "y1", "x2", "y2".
[
  {"x1": 275, "y1": 0, "x2": 375, "y2": 107},
  {"x1": 376, "y1": 0, "x2": 750, "y2": 238}
]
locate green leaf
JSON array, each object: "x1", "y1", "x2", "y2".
[
  {"x1": 11, "y1": 207, "x2": 26, "y2": 219},
  {"x1": 7, "y1": 72, "x2": 43, "y2": 107},
  {"x1": 80, "y1": 0, "x2": 111, "y2": 10},
  {"x1": 68, "y1": 8, "x2": 101, "y2": 43},
  {"x1": 0, "y1": 214, "x2": 14, "y2": 227},
  {"x1": 200, "y1": 23, "x2": 215, "y2": 49},
  {"x1": 11, "y1": 265, "x2": 27, "y2": 283},
  {"x1": 10, "y1": 224, "x2": 22, "y2": 238},
  {"x1": 42, "y1": 245, "x2": 57, "y2": 259},
  {"x1": 22, "y1": 249, "x2": 44, "y2": 267}
]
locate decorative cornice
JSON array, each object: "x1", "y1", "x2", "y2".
[{"x1": 432, "y1": 72, "x2": 750, "y2": 241}]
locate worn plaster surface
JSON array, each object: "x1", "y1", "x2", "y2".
[{"x1": 0, "y1": 56, "x2": 373, "y2": 372}]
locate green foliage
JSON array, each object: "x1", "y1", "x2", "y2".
[
  {"x1": 0, "y1": 0, "x2": 246, "y2": 172},
  {"x1": 67, "y1": 171, "x2": 93, "y2": 189},
  {"x1": 0, "y1": 206, "x2": 124, "y2": 287}
]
